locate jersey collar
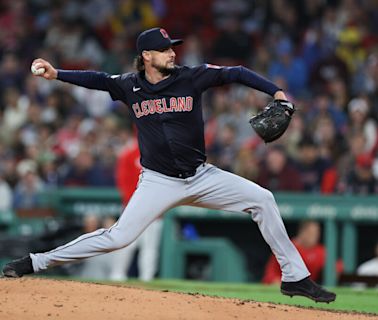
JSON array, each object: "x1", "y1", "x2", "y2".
[{"x1": 136, "y1": 68, "x2": 179, "y2": 93}]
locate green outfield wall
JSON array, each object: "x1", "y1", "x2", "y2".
[{"x1": 10, "y1": 188, "x2": 378, "y2": 286}]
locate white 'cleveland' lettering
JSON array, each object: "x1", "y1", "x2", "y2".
[{"x1": 132, "y1": 96, "x2": 193, "y2": 118}]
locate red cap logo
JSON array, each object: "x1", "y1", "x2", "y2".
[{"x1": 160, "y1": 28, "x2": 169, "y2": 39}]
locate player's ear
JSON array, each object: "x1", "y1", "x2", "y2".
[{"x1": 142, "y1": 50, "x2": 151, "y2": 63}]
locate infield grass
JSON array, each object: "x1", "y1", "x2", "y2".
[
  {"x1": 45, "y1": 276, "x2": 378, "y2": 315},
  {"x1": 118, "y1": 279, "x2": 378, "y2": 315}
]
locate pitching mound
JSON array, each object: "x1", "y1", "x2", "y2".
[{"x1": 0, "y1": 278, "x2": 375, "y2": 320}]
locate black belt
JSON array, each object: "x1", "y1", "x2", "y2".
[
  {"x1": 168, "y1": 163, "x2": 205, "y2": 179},
  {"x1": 169, "y1": 169, "x2": 197, "y2": 179}
]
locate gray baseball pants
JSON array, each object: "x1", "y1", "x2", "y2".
[{"x1": 31, "y1": 163, "x2": 309, "y2": 282}]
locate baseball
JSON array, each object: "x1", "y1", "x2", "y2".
[{"x1": 31, "y1": 64, "x2": 46, "y2": 76}]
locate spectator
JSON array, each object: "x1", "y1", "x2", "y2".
[
  {"x1": 351, "y1": 52, "x2": 378, "y2": 97},
  {"x1": 115, "y1": 135, "x2": 140, "y2": 203},
  {"x1": 101, "y1": 35, "x2": 131, "y2": 74},
  {"x1": 108, "y1": 0, "x2": 160, "y2": 42},
  {"x1": 1, "y1": 86, "x2": 29, "y2": 143},
  {"x1": 39, "y1": 158, "x2": 59, "y2": 188},
  {"x1": 301, "y1": 27, "x2": 324, "y2": 72},
  {"x1": 257, "y1": 145, "x2": 304, "y2": 191},
  {"x1": 13, "y1": 160, "x2": 45, "y2": 209},
  {"x1": 208, "y1": 123, "x2": 239, "y2": 172},
  {"x1": 72, "y1": 84, "x2": 113, "y2": 119},
  {"x1": 59, "y1": 149, "x2": 95, "y2": 186},
  {"x1": 268, "y1": 38, "x2": 308, "y2": 96},
  {"x1": 212, "y1": 0, "x2": 251, "y2": 29},
  {"x1": 295, "y1": 137, "x2": 332, "y2": 192},
  {"x1": 336, "y1": 26, "x2": 366, "y2": 74},
  {"x1": 357, "y1": 240, "x2": 378, "y2": 276},
  {"x1": 19, "y1": 103, "x2": 43, "y2": 148},
  {"x1": 0, "y1": 153, "x2": 18, "y2": 189},
  {"x1": 55, "y1": 113, "x2": 83, "y2": 158},
  {"x1": 24, "y1": 73, "x2": 45, "y2": 105},
  {"x1": 309, "y1": 51, "x2": 349, "y2": 96},
  {"x1": 312, "y1": 115, "x2": 346, "y2": 162},
  {"x1": 306, "y1": 93, "x2": 347, "y2": 134},
  {"x1": 266, "y1": 1, "x2": 302, "y2": 42},
  {"x1": 180, "y1": 34, "x2": 204, "y2": 67},
  {"x1": 327, "y1": 77, "x2": 349, "y2": 127},
  {"x1": 40, "y1": 92, "x2": 59, "y2": 126},
  {"x1": 0, "y1": 52, "x2": 25, "y2": 97},
  {"x1": 337, "y1": 132, "x2": 368, "y2": 193},
  {"x1": 347, "y1": 97, "x2": 377, "y2": 154},
  {"x1": 230, "y1": 94, "x2": 257, "y2": 146},
  {"x1": 250, "y1": 45, "x2": 271, "y2": 76},
  {"x1": 89, "y1": 144, "x2": 117, "y2": 187},
  {"x1": 263, "y1": 221, "x2": 325, "y2": 284},
  {"x1": 233, "y1": 146, "x2": 259, "y2": 182},
  {"x1": 0, "y1": 173, "x2": 13, "y2": 212},
  {"x1": 212, "y1": 16, "x2": 251, "y2": 65},
  {"x1": 278, "y1": 112, "x2": 305, "y2": 161},
  {"x1": 345, "y1": 153, "x2": 378, "y2": 194}
]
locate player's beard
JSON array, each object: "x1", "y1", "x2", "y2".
[{"x1": 152, "y1": 60, "x2": 176, "y2": 76}]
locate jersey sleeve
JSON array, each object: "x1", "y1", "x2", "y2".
[
  {"x1": 190, "y1": 64, "x2": 280, "y2": 96},
  {"x1": 57, "y1": 70, "x2": 131, "y2": 101}
]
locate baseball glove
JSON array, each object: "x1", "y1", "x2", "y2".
[{"x1": 249, "y1": 99, "x2": 295, "y2": 143}]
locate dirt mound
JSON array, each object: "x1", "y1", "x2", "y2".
[{"x1": 0, "y1": 278, "x2": 375, "y2": 320}]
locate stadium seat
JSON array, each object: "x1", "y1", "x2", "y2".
[{"x1": 171, "y1": 238, "x2": 248, "y2": 282}]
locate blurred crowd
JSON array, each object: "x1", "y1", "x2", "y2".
[{"x1": 0, "y1": 0, "x2": 377, "y2": 214}]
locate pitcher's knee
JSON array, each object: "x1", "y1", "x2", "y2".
[
  {"x1": 243, "y1": 188, "x2": 276, "y2": 214},
  {"x1": 106, "y1": 229, "x2": 137, "y2": 250},
  {"x1": 113, "y1": 236, "x2": 135, "y2": 250},
  {"x1": 259, "y1": 188, "x2": 276, "y2": 205}
]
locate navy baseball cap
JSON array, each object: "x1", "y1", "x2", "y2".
[{"x1": 136, "y1": 28, "x2": 183, "y2": 54}]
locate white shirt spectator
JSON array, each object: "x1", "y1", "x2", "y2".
[
  {"x1": 0, "y1": 178, "x2": 13, "y2": 211},
  {"x1": 357, "y1": 258, "x2": 378, "y2": 276},
  {"x1": 357, "y1": 243, "x2": 378, "y2": 276},
  {"x1": 72, "y1": 86, "x2": 112, "y2": 118}
]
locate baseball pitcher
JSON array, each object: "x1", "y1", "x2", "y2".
[{"x1": 4, "y1": 28, "x2": 335, "y2": 303}]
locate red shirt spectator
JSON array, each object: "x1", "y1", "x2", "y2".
[
  {"x1": 257, "y1": 145, "x2": 304, "y2": 191},
  {"x1": 262, "y1": 221, "x2": 326, "y2": 284},
  {"x1": 116, "y1": 138, "x2": 141, "y2": 204},
  {"x1": 263, "y1": 239, "x2": 326, "y2": 284}
]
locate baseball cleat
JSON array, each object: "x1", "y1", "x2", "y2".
[
  {"x1": 280, "y1": 276, "x2": 336, "y2": 303},
  {"x1": 2, "y1": 255, "x2": 34, "y2": 278}
]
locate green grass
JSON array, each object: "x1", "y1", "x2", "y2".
[
  {"x1": 115, "y1": 279, "x2": 378, "y2": 315},
  {"x1": 39, "y1": 276, "x2": 378, "y2": 315}
]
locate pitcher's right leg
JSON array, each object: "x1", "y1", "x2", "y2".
[
  {"x1": 186, "y1": 165, "x2": 335, "y2": 302},
  {"x1": 188, "y1": 165, "x2": 309, "y2": 282}
]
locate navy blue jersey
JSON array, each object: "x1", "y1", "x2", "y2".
[{"x1": 57, "y1": 64, "x2": 280, "y2": 177}]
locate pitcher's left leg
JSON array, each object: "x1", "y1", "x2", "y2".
[
  {"x1": 188, "y1": 165, "x2": 309, "y2": 282},
  {"x1": 4, "y1": 168, "x2": 186, "y2": 277}
]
